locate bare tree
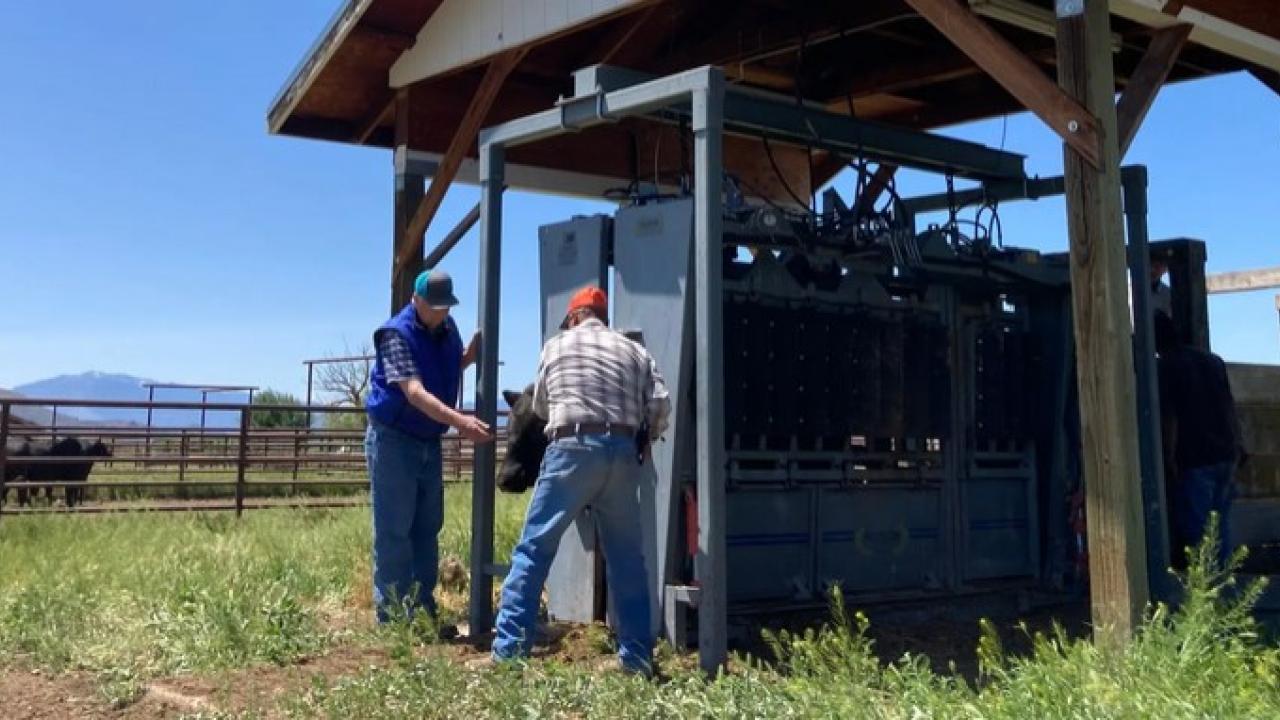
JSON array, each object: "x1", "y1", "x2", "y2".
[
  {"x1": 317, "y1": 344, "x2": 373, "y2": 407},
  {"x1": 316, "y1": 345, "x2": 373, "y2": 432}
]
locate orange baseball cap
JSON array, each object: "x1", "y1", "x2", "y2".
[{"x1": 560, "y1": 286, "x2": 608, "y2": 328}]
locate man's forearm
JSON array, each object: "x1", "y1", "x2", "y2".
[{"x1": 405, "y1": 383, "x2": 465, "y2": 428}]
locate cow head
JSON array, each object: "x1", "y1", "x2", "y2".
[
  {"x1": 85, "y1": 440, "x2": 112, "y2": 458},
  {"x1": 497, "y1": 385, "x2": 547, "y2": 494}
]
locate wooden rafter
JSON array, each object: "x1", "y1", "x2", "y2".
[
  {"x1": 901, "y1": 0, "x2": 1102, "y2": 168},
  {"x1": 393, "y1": 47, "x2": 527, "y2": 275},
  {"x1": 855, "y1": 163, "x2": 899, "y2": 216},
  {"x1": 1251, "y1": 67, "x2": 1280, "y2": 97},
  {"x1": 1116, "y1": 24, "x2": 1192, "y2": 157},
  {"x1": 1207, "y1": 267, "x2": 1280, "y2": 294}
]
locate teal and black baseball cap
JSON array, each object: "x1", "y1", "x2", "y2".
[{"x1": 414, "y1": 269, "x2": 460, "y2": 309}]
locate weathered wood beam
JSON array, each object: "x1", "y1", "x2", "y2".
[
  {"x1": 1207, "y1": 266, "x2": 1280, "y2": 294},
  {"x1": 902, "y1": 0, "x2": 1102, "y2": 168},
  {"x1": 1057, "y1": 0, "x2": 1148, "y2": 646},
  {"x1": 392, "y1": 86, "x2": 424, "y2": 310},
  {"x1": 852, "y1": 163, "x2": 899, "y2": 217},
  {"x1": 1116, "y1": 24, "x2": 1192, "y2": 156},
  {"x1": 1250, "y1": 67, "x2": 1280, "y2": 97},
  {"x1": 393, "y1": 48, "x2": 527, "y2": 279}
]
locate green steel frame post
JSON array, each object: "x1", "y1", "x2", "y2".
[
  {"x1": 469, "y1": 140, "x2": 505, "y2": 635},
  {"x1": 692, "y1": 70, "x2": 728, "y2": 673}
]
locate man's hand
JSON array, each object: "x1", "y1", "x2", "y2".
[
  {"x1": 456, "y1": 414, "x2": 494, "y2": 443},
  {"x1": 462, "y1": 331, "x2": 481, "y2": 369}
]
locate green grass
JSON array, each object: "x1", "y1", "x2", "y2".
[
  {"x1": 3, "y1": 500, "x2": 1280, "y2": 718},
  {"x1": 285, "y1": 538, "x2": 1280, "y2": 719},
  {"x1": 0, "y1": 486, "x2": 527, "y2": 681}
]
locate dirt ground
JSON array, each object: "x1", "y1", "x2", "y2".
[
  {"x1": 0, "y1": 643, "x2": 390, "y2": 720},
  {"x1": 0, "y1": 600, "x2": 1091, "y2": 719},
  {"x1": 0, "y1": 623, "x2": 644, "y2": 720}
]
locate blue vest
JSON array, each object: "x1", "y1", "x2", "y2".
[{"x1": 366, "y1": 304, "x2": 463, "y2": 439}]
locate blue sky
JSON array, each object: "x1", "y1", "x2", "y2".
[{"x1": 1, "y1": 2, "x2": 1277, "y2": 401}]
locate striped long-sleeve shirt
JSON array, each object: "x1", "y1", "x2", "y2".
[{"x1": 533, "y1": 318, "x2": 671, "y2": 438}]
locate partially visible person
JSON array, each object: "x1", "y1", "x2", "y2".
[
  {"x1": 365, "y1": 269, "x2": 493, "y2": 628},
  {"x1": 1150, "y1": 257, "x2": 1173, "y2": 319},
  {"x1": 1155, "y1": 311, "x2": 1244, "y2": 567}
]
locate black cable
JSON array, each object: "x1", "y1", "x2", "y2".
[
  {"x1": 762, "y1": 136, "x2": 814, "y2": 214},
  {"x1": 945, "y1": 173, "x2": 959, "y2": 247}
]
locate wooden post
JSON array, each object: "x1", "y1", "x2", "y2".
[
  {"x1": 392, "y1": 48, "x2": 527, "y2": 301},
  {"x1": 392, "y1": 87, "x2": 425, "y2": 311},
  {"x1": 1057, "y1": 0, "x2": 1148, "y2": 644}
]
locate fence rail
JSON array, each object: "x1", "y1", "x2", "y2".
[{"x1": 0, "y1": 396, "x2": 507, "y2": 518}]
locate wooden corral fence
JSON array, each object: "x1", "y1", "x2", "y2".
[{"x1": 0, "y1": 397, "x2": 507, "y2": 517}]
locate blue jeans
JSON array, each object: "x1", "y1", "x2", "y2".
[
  {"x1": 493, "y1": 433, "x2": 653, "y2": 673},
  {"x1": 365, "y1": 420, "x2": 444, "y2": 623},
  {"x1": 1174, "y1": 460, "x2": 1236, "y2": 567}
]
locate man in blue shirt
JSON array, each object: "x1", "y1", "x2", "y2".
[{"x1": 365, "y1": 269, "x2": 493, "y2": 628}]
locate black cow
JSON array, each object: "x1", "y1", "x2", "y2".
[
  {"x1": 2, "y1": 437, "x2": 112, "y2": 508},
  {"x1": 2, "y1": 439, "x2": 36, "y2": 506},
  {"x1": 498, "y1": 385, "x2": 545, "y2": 494},
  {"x1": 2, "y1": 438, "x2": 49, "y2": 504},
  {"x1": 59, "y1": 439, "x2": 111, "y2": 507}
]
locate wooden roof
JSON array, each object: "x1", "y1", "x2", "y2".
[{"x1": 268, "y1": 0, "x2": 1275, "y2": 197}]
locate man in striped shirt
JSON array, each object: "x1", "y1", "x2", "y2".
[{"x1": 492, "y1": 285, "x2": 670, "y2": 676}]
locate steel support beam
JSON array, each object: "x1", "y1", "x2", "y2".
[
  {"x1": 482, "y1": 65, "x2": 1026, "y2": 181},
  {"x1": 692, "y1": 71, "x2": 728, "y2": 674},
  {"x1": 903, "y1": 176, "x2": 1068, "y2": 213},
  {"x1": 902, "y1": 166, "x2": 1154, "y2": 213},
  {"x1": 468, "y1": 141, "x2": 504, "y2": 635},
  {"x1": 1122, "y1": 166, "x2": 1171, "y2": 602}
]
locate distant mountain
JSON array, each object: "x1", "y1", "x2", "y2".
[
  {"x1": 13, "y1": 372, "x2": 249, "y2": 428},
  {"x1": 0, "y1": 388, "x2": 64, "y2": 427}
]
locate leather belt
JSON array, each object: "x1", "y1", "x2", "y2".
[{"x1": 548, "y1": 422, "x2": 636, "y2": 440}]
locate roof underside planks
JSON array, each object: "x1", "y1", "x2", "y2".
[{"x1": 268, "y1": 0, "x2": 1276, "y2": 202}]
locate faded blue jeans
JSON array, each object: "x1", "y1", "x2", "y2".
[
  {"x1": 365, "y1": 420, "x2": 444, "y2": 623},
  {"x1": 1174, "y1": 460, "x2": 1237, "y2": 567},
  {"x1": 492, "y1": 433, "x2": 653, "y2": 674}
]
